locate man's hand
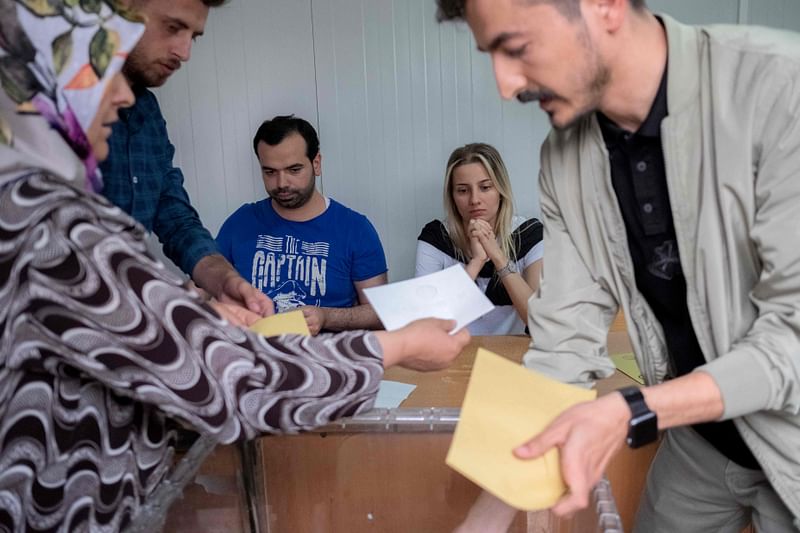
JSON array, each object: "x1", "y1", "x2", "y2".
[
  {"x1": 375, "y1": 318, "x2": 470, "y2": 371},
  {"x1": 193, "y1": 254, "x2": 274, "y2": 317},
  {"x1": 219, "y1": 272, "x2": 274, "y2": 317},
  {"x1": 513, "y1": 371, "x2": 726, "y2": 517},
  {"x1": 299, "y1": 305, "x2": 327, "y2": 336},
  {"x1": 513, "y1": 393, "x2": 630, "y2": 517},
  {"x1": 209, "y1": 300, "x2": 264, "y2": 328}
]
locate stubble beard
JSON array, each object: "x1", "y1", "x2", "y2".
[
  {"x1": 122, "y1": 48, "x2": 171, "y2": 88},
  {"x1": 270, "y1": 179, "x2": 316, "y2": 210},
  {"x1": 551, "y1": 59, "x2": 610, "y2": 131},
  {"x1": 550, "y1": 22, "x2": 611, "y2": 131}
]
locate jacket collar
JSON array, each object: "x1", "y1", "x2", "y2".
[
  {"x1": 585, "y1": 15, "x2": 699, "y2": 148},
  {"x1": 660, "y1": 14, "x2": 702, "y2": 117}
]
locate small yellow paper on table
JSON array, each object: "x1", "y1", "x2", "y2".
[
  {"x1": 446, "y1": 349, "x2": 597, "y2": 511},
  {"x1": 250, "y1": 310, "x2": 310, "y2": 337},
  {"x1": 611, "y1": 352, "x2": 645, "y2": 385}
]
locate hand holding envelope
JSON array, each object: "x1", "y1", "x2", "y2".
[{"x1": 447, "y1": 349, "x2": 597, "y2": 511}]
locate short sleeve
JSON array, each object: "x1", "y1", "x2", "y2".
[
  {"x1": 350, "y1": 215, "x2": 387, "y2": 281},
  {"x1": 415, "y1": 240, "x2": 447, "y2": 277},
  {"x1": 521, "y1": 240, "x2": 544, "y2": 269},
  {"x1": 215, "y1": 207, "x2": 242, "y2": 263}
]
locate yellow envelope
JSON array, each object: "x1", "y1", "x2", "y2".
[
  {"x1": 250, "y1": 310, "x2": 310, "y2": 337},
  {"x1": 611, "y1": 352, "x2": 645, "y2": 385},
  {"x1": 446, "y1": 349, "x2": 597, "y2": 511}
]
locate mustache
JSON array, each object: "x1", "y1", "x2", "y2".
[{"x1": 516, "y1": 89, "x2": 557, "y2": 103}]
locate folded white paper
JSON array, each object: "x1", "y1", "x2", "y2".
[{"x1": 364, "y1": 265, "x2": 494, "y2": 332}]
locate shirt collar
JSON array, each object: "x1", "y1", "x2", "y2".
[
  {"x1": 597, "y1": 14, "x2": 668, "y2": 141},
  {"x1": 637, "y1": 65, "x2": 668, "y2": 138}
]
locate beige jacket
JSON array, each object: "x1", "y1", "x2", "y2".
[{"x1": 523, "y1": 15, "x2": 800, "y2": 520}]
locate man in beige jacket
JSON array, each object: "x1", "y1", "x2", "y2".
[{"x1": 437, "y1": 0, "x2": 800, "y2": 531}]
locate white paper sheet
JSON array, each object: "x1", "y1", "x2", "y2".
[
  {"x1": 364, "y1": 265, "x2": 494, "y2": 332},
  {"x1": 373, "y1": 380, "x2": 417, "y2": 409}
]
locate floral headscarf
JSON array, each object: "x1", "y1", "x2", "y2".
[{"x1": 0, "y1": 0, "x2": 144, "y2": 191}]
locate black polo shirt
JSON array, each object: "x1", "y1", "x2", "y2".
[{"x1": 597, "y1": 68, "x2": 760, "y2": 470}]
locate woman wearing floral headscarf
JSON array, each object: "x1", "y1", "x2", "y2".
[{"x1": 0, "y1": 2, "x2": 468, "y2": 530}]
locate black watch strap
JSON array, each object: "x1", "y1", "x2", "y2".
[{"x1": 618, "y1": 386, "x2": 658, "y2": 448}]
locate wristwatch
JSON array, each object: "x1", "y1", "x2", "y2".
[
  {"x1": 618, "y1": 386, "x2": 658, "y2": 448},
  {"x1": 496, "y1": 260, "x2": 519, "y2": 279}
]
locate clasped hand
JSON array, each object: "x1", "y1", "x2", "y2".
[{"x1": 468, "y1": 219, "x2": 504, "y2": 266}]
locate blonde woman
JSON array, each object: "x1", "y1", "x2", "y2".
[{"x1": 416, "y1": 143, "x2": 543, "y2": 335}]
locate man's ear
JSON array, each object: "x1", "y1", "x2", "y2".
[
  {"x1": 582, "y1": 0, "x2": 627, "y2": 34},
  {"x1": 312, "y1": 152, "x2": 322, "y2": 177}
]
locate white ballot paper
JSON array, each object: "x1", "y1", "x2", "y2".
[{"x1": 364, "y1": 265, "x2": 494, "y2": 332}]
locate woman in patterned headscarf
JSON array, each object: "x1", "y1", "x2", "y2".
[{"x1": 0, "y1": 1, "x2": 468, "y2": 530}]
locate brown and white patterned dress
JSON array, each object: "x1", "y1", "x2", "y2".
[{"x1": 0, "y1": 173, "x2": 384, "y2": 532}]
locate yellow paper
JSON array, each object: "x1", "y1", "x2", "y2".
[
  {"x1": 249, "y1": 310, "x2": 310, "y2": 337},
  {"x1": 446, "y1": 349, "x2": 597, "y2": 511},
  {"x1": 611, "y1": 352, "x2": 645, "y2": 385}
]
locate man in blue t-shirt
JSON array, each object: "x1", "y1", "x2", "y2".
[{"x1": 217, "y1": 115, "x2": 388, "y2": 335}]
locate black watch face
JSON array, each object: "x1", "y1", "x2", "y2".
[{"x1": 628, "y1": 411, "x2": 658, "y2": 448}]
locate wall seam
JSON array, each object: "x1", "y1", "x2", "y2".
[
  {"x1": 310, "y1": 0, "x2": 324, "y2": 193},
  {"x1": 738, "y1": 0, "x2": 749, "y2": 24}
]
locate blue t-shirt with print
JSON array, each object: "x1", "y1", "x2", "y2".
[{"x1": 217, "y1": 198, "x2": 387, "y2": 313}]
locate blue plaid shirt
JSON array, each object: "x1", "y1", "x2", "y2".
[{"x1": 99, "y1": 88, "x2": 218, "y2": 276}]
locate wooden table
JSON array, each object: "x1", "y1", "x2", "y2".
[
  {"x1": 163, "y1": 332, "x2": 657, "y2": 532},
  {"x1": 223, "y1": 332, "x2": 655, "y2": 533},
  {"x1": 382, "y1": 333, "x2": 639, "y2": 406}
]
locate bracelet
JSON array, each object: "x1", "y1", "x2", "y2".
[{"x1": 496, "y1": 259, "x2": 519, "y2": 279}]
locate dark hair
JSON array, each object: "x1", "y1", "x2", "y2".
[
  {"x1": 201, "y1": 0, "x2": 228, "y2": 6},
  {"x1": 436, "y1": 0, "x2": 646, "y2": 22},
  {"x1": 252, "y1": 115, "x2": 320, "y2": 162}
]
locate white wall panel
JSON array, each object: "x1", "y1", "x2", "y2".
[
  {"x1": 648, "y1": 0, "x2": 740, "y2": 24},
  {"x1": 748, "y1": 0, "x2": 800, "y2": 31},
  {"x1": 156, "y1": 0, "x2": 317, "y2": 240},
  {"x1": 312, "y1": 0, "x2": 544, "y2": 281},
  {"x1": 157, "y1": 0, "x2": 797, "y2": 282}
]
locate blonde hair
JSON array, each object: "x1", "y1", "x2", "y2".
[{"x1": 443, "y1": 143, "x2": 516, "y2": 263}]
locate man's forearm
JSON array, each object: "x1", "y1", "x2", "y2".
[
  {"x1": 323, "y1": 304, "x2": 384, "y2": 331},
  {"x1": 641, "y1": 371, "x2": 725, "y2": 430},
  {"x1": 191, "y1": 254, "x2": 239, "y2": 299}
]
